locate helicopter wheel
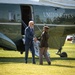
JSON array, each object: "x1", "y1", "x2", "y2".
[
  {"x1": 59, "y1": 52, "x2": 68, "y2": 57},
  {"x1": 20, "y1": 51, "x2": 23, "y2": 54}
]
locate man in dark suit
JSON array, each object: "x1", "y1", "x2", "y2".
[{"x1": 25, "y1": 21, "x2": 35, "y2": 64}]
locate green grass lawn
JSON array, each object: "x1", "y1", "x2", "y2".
[{"x1": 0, "y1": 41, "x2": 75, "y2": 75}]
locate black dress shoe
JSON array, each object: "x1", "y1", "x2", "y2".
[
  {"x1": 33, "y1": 62, "x2": 36, "y2": 64},
  {"x1": 40, "y1": 63, "x2": 43, "y2": 65},
  {"x1": 25, "y1": 61, "x2": 27, "y2": 64},
  {"x1": 48, "y1": 62, "x2": 51, "y2": 65}
]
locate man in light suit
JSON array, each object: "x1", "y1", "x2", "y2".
[{"x1": 25, "y1": 21, "x2": 35, "y2": 64}]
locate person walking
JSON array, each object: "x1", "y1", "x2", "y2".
[
  {"x1": 25, "y1": 21, "x2": 35, "y2": 64},
  {"x1": 39, "y1": 26, "x2": 51, "y2": 65}
]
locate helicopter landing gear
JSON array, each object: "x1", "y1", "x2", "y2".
[{"x1": 56, "y1": 48, "x2": 68, "y2": 57}]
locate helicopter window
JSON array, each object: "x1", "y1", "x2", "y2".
[
  {"x1": 0, "y1": 4, "x2": 21, "y2": 23},
  {"x1": 33, "y1": 5, "x2": 75, "y2": 25}
]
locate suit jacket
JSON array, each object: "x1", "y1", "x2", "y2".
[
  {"x1": 40, "y1": 31, "x2": 49, "y2": 48},
  {"x1": 25, "y1": 26, "x2": 34, "y2": 45}
]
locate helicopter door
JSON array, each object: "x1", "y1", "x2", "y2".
[{"x1": 21, "y1": 5, "x2": 32, "y2": 35}]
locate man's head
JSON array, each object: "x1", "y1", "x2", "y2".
[
  {"x1": 43, "y1": 26, "x2": 49, "y2": 32},
  {"x1": 28, "y1": 21, "x2": 34, "y2": 28}
]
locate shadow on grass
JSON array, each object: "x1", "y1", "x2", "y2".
[
  {"x1": 0, "y1": 57, "x2": 75, "y2": 68},
  {"x1": 0, "y1": 57, "x2": 39, "y2": 64},
  {"x1": 0, "y1": 57, "x2": 25, "y2": 64},
  {"x1": 51, "y1": 64, "x2": 75, "y2": 68},
  {"x1": 0, "y1": 57, "x2": 75, "y2": 63},
  {"x1": 51, "y1": 57, "x2": 75, "y2": 61},
  {"x1": 41, "y1": 63, "x2": 75, "y2": 68}
]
